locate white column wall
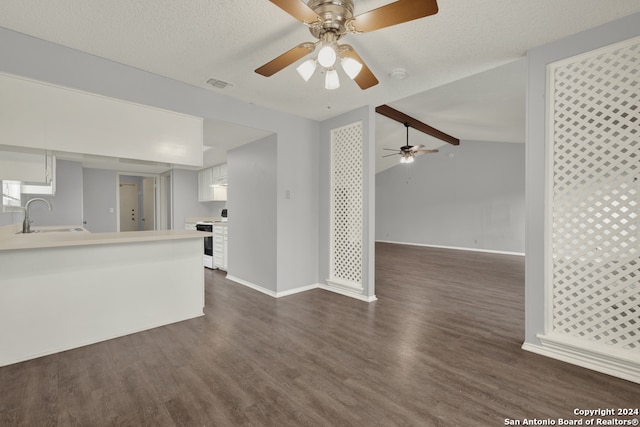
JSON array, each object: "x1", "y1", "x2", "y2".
[
  {"x1": 319, "y1": 106, "x2": 376, "y2": 301},
  {"x1": 524, "y1": 12, "x2": 640, "y2": 383}
]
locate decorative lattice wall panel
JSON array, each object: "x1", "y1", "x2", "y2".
[
  {"x1": 329, "y1": 122, "x2": 364, "y2": 290},
  {"x1": 547, "y1": 36, "x2": 639, "y2": 352}
]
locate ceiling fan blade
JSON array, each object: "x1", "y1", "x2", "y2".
[
  {"x1": 409, "y1": 144, "x2": 426, "y2": 152},
  {"x1": 351, "y1": 0, "x2": 438, "y2": 33},
  {"x1": 268, "y1": 0, "x2": 321, "y2": 24},
  {"x1": 382, "y1": 153, "x2": 400, "y2": 158},
  {"x1": 339, "y1": 45, "x2": 378, "y2": 89},
  {"x1": 255, "y1": 43, "x2": 316, "y2": 77},
  {"x1": 382, "y1": 148, "x2": 400, "y2": 151},
  {"x1": 415, "y1": 149, "x2": 439, "y2": 154}
]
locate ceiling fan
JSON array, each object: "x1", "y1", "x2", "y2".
[
  {"x1": 255, "y1": 0, "x2": 439, "y2": 90},
  {"x1": 376, "y1": 104, "x2": 459, "y2": 164},
  {"x1": 383, "y1": 122, "x2": 439, "y2": 163}
]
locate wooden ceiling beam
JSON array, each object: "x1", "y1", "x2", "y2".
[{"x1": 375, "y1": 104, "x2": 460, "y2": 146}]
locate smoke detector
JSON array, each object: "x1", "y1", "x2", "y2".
[{"x1": 390, "y1": 68, "x2": 408, "y2": 80}]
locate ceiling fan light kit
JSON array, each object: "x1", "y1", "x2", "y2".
[
  {"x1": 341, "y1": 56, "x2": 363, "y2": 79},
  {"x1": 381, "y1": 121, "x2": 442, "y2": 164},
  {"x1": 257, "y1": 0, "x2": 439, "y2": 90},
  {"x1": 296, "y1": 59, "x2": 317, "y2": 81},
  {"x1": 293, "y1": 38, "x2": 363, "y2": 89},
  {"x1": 400, "y1": 155, "x2": 414, "y2": 164},
  {"x1": 317, "y1": 43, "x2": 337, "y2": 68},
  {"x1": 325, "y1": 68, "x2": 341, "y2": 90},
  {"x1": 306, "y1": 36, "x2": 363, "y2": 89}
]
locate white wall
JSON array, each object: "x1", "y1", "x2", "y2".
[
  {"x1": 34, "y1": 159, "x2": 83, "y2": 227},
  {"x1": 227, "y1": 135, "x2": 278, "y2": 292},
  {"x1": 274, "y1": 118, "x2": 320, "y2": 294},
  {"x1": 0, "y1": 159, "x2": 84, "y2": 228},
  {"x1": 376, "y1": 140, "x2": 525, "y2": 254},
  {"x1": 82, "y1": 168, "x2": 118, "y2": 232},
  {"x1": 171, "y1": 169, "x2": 217, "y2": 229},
  {"x1": 0, "y1": 71, "x2": 203, "y2": 167},
  {"x1": 0, "y1": 207, "x2": 21, "y2": 227}
]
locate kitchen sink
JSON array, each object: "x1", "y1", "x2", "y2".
[{"x1": 17, "y1": 227, "x2": 85, "y2": 234}]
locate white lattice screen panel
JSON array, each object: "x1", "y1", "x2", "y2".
[
  {"x1": 330, "y1": 122, "x2": 363, "y2": 288},
  {"x1": 548, "y1": 37, "x2": 639, "y2": 351}
]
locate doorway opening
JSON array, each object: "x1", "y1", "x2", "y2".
[
  {"x1": 118, "y1": 174, "x2": 157, "y2": 232},
  {"x1": 158, "y1": 171, "x2": 172, "y2": 230}
]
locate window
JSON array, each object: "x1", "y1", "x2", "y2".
[{"x1": 2, "y1": 180, "x2": 22, "y2": 212}]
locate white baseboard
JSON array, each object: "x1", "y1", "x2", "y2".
[
  {"x1": 226, "y1": 275, "x2": 277, "y2": 297},
  {"x1": 325, "y1": 278, "x2": 363, "y2": 293},
  {"x1": 376, "y1": 240, "x2": 525, "y2": 257},
  {"x1": 277, "y1": 283, "x2": 319, "y2": 298},
  {"x1": 225, "y1": 275, "x2": 319, "y2": 298},
  {"x1": 319, "y1": 282, "x2": 377, "y2": 302},
  {"x1": 225, "y1": 276, "x2": 377, "y2": 302},
  {"x1": 522, "y1": 334, "x2": 640, "y2": 384}
]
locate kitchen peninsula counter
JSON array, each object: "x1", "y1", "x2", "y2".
[
  {"x1": 0, "y1": 224, "x2": 208, "y2": 251},
  {"x1": 0, "y1": 224, "x2": 206, "y2": 367}
]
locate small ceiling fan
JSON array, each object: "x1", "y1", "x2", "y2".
[
  {"x1": 383, "y1": 122, "x2": 439, "y2": 163},
  {"x1": 255, "y1": 0, "x2": 439, "y2": 90}
]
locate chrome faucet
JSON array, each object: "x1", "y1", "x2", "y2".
[{"x1": 22, "y1": 198, "x2": 52, "y2": 233}]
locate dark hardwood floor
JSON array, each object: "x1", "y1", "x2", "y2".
[{"x1": 1, "y1": 242, "x2": 638, "y2": 426}]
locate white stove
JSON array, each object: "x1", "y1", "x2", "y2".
[{"x1": 195, "y1": 221, "x2": 214, "y2": 269}]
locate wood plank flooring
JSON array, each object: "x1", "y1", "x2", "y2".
[{"x1": 1, "y1": 242, "x2": 638, "y2": 426}]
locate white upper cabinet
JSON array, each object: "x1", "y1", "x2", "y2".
[
  {"x1": 0, "y1": 72, "x2": 203, "y2": 167},
  {"x1": 198, "y1": 163, "x2": 227, "y2": 202},
  {"x1": 217, "y1": 164, "x2": 228, "y2": 184},
  {"x1": 0, "y1": 150, "x2": 53, "y2": 183},
  {"x1": 197, "y1": 168, "x2": 212, "y2": 202},
  {"x1": 0, "y1": 149, "x2": 56, "y2": 197}
]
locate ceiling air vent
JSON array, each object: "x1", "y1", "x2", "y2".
[{"x1": 205, "y1": 77, "x2": 234, "y2": 89}]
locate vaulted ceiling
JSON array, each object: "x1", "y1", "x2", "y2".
[{"x1": 1, "y1": 1, "x2": 639, "y2": 172}]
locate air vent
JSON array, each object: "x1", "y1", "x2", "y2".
[{"x1": 205, "y1": 77, "x2": 234, "y2": 89}]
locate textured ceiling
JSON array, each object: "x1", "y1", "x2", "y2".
[{"x1": 1, "y1": 0, "x2": 639, "y2": 171}]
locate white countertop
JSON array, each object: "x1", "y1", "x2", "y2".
[
  {"x1": 185, "y1": 216, "x2": 222, "y2": 224},
  {"x1": 0, "y1": 224, "x2": 209, "y2": 251}
]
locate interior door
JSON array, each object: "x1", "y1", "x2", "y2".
[
  {"x1": 142, "y1": 177, "x2": 155, "y2": 231},
  {"x1": 119, "y1": 183, "x2": 138, "y2": 232}
]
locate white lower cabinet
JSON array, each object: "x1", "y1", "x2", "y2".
[
  {"x1": 223, "y1": 225, "x2": 228, "y2": 270},
  {"x1": 213, "y1": 223, "x2": 228, "y2": 271}
]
